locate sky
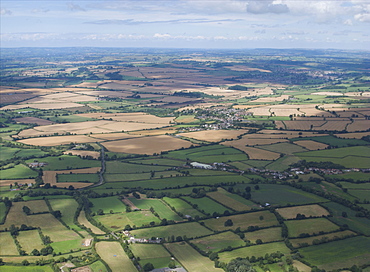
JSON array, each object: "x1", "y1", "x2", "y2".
[{"x1": 1, "y1": 0, "x2": 370, "y2": 49}]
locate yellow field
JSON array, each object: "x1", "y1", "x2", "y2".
[
  {"x1": 0, "y1": 232, "x2": 19, "y2": 255},
  {"x1": 178, "y1": 129, "x2": 248, "y2": 142},
  {"x1": 276, "y1": 204, "x2": 330, "y2": 219},
  {"x1": 293, "y1": 260, "x2": 311, "y2": 272},
  {"x1": 177, "y1": 102, "x2": 234, "y2": 111},
  {"x1": 165, "y1": 242, "x2": 223, "y2": 272},
  {"x1": 95, "y1": 241, "x2": 137, "y2": 272},
  {"x1": 78, "y1": 211, "x2": 106, "y2": 234},
  {"x1": 102, "y1": 135, "x2": 195, "y2": 154},
  {"x1": 311, "y1": 92, "x2": 344, "y2": 96},
  {"x1": 0, "y1": 179, "x2": 34, "y2": 187},
  {"x1": 18, "y1": 135, "x2": 96, "y2": 145},
  {"x1": 90, "y1": 132, "x2": 143, "y2": 141},
  {"x1": 250, "y1": 94, "x2": 290, "y2": 103},
  {"x1": 294, "y1": 140, "x2": 328, "y2": 150},
  {"x1": 76, "y1": 112, "x2": 174, "y2": 124},
  {"x1": 63, "y1": 150, "x2": 100, "y2": 159},
  {"x1": 2, "y1": 102, "x2": 84, "y2": 110},
  {"x1": 128, "y1": 127, "x2": 177, "y2": 136}
]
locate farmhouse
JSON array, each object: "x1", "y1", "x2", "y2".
[
  {"x1": 28, "y1": 162, "x2": 48, "y2": 168},
  {"x1": 190, "y1": 162, "x2": 213, "y2": 169}
]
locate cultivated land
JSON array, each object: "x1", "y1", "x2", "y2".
[{"x1": 1, "y1": 48, "x2": 370, "y2": 272}]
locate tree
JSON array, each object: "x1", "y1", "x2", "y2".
[
  {"x1": 168, "y1": 260, "x2": 176, "y2": 269},
  {"x1": 52, "y1": 210, "x2": 62, "y2": 218},
  {"x1": 224, "y1": 219, "x2": 233, "y2": 227},
  {"x1": 22, "y1": 260, "x2": 30, "y2": 266},
  {"x1": 209, "y1": 252, "x2": 219, "y2": 261},
  {"x1": 226, "y1": 258, "x2": 256, "y2": 272},
  {"x1": 22, "y1": 206, "x2": 31, "y2": 215},
  {"x1": 32, "y1": 249, "x2": 40, "y2": 256},
  {"x1": 143, "y1": 262, "x2": 154, "y2": 271}
]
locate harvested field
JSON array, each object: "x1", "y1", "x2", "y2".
[
  {"x1": 221, "y1": 142, "x2": 280, "y2": 160},
  {"x1": 238, "y1": 104, "x2": 332, "y2": 117},
  {"x1": 17, "y1": 229, "x2": 44, "y2": 253},
  {"x1": 18, "y1": 135, "x2": 95, "y2": 145},
  {"x1": 257, "y1": 142, "x2": 307, "y2": 154},
  {"x1": 78, "y1": 211, "x2": 105, "y2": 234},
  {"x1": 2, "y1": 102, "x2": 84, "y2": 110},
  {"x1": 128, "y1": 127, "x2": 177, "y2": 136},
  {"x1": 0, "y1": 179, "x2": 34, "y2": 187},
  {"x1": 335, "y1": 131, "x2": 370, "y2": 139},
  {"x1": 249, "y1": 94, "x2": 290, "y2": 103},
  {"x1": 165, "y1": 242, "x2": 224, "y2": 272},
  {"x1": 244, "y1": 227, "x2": 282, "y2": 244},
  {"x1": 276, "y1": 204, "x2": 330, "y2": 219},
  {"x1": 347, "y1": 119, "x2": 370, "y2": 132},
  {"x1": 76, "y1": 112, "x2": 174, "y2": 124},
  {"x1": 13, "y1": 117, "x2": 54, "y2": 126},
  {"x1": 90, "y1": 132, "x2": 142, "y2": 141},
  {"x1": 102, "y1": 135, "x2": 194, "y2": 154},
  {"x1": 43, "y1": 167, "x2": 100, "y2": 189},
  {"x1": 178, "y1": 129, "x2": 248, "y2": 142},
  {"x1": 294, "y1": 140, "x2": 328, "y2": 150},
  {"x1": 312, "y1": 92, "x2": 344, "y2": 96},
  {"x1": 95, "y1": 241, "x2": 137, "y2": 272},
  {"x1": 63, "y1": 150, "x2": 100, "y2": 159},
  {"x1": 190, "y1": 231, "x2": 245, "y2": 253},
  {"x1": 0, "y1": 232, "x2": 19, "y2": 255},
  {"x1": 285, "y1": 218, "x2": 340, "y2": 238}
]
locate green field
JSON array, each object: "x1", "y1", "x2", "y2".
[
  {"x1": 26, "y1": 155, "x2": 100, "y2": 170},
  {"x1": 0, "y1": 202, "x2": 6, "y2": 222},
  {"x1": 244, "y1": 227, "x2": 283, "y2": 244},
  {"x1": 301, "y1": 181, "x2": 357, "y2": 202},
  {"x1": 264, "y1": 155, "x2": 302, "y2": 171},
  {"x1": 329, "y1": 171, "x2": 370, "y2": 181},
  {"x1": 165, "y1": 242, "x2": 224, "y2": 272},
  {"x1": 129, "y1": 198, "x2": 183, "y2": 221},
  {"x1": 17, "y1": 230, "x2": 44, "y2": 253},
  {"x1": 348, "y1": 189, "x2": 370, "y2": 201},
  {"x1": 0, "y1": 232, "x2": 19, "y2": 255},
  {"x1": 190, "y1": 231, "x2": 245, "y2": 253},
  {"x1": 0, "y1": 146, "x2": 21, "y2": 161},
  {"x1": 237, "y1": 184, "x2": 328, "y2": 206},
  {"x1": 340, "y1": 182, "x2": 370, "y2": 189},
  {"x1": 57, "y1": 173, "x2": 99, "y2": 183},
  {"x1": 201, "y1": 210, "x2": 278, "y2": 232},
  {"x1": 90, "y1": 260, "x2": 109, "y2": 272},
  {"x1": 291, "y1": 136, "x2": 369, "y2": 147},
  {"x1": 163, "y1": 197, "x2": 205, "y2": 218},
  {"x1": 105, "y1": 161, "x2": 169, "y2": 174},
  {"x1": 207, "y1": 188, "x2": 258, "y2": 211},
  {"x1": 300, "y1": 236, "x2": 370, "y2": 270},
  {"x1": 90, "y1": 197, "x2": 127, "y2": 213},
  {"x1": 0, "y1": 266, "x2": 54, "y2": 272},
  {"x1": 290, "y1": 230, "x2": 356, "y2": 248},
  {"x1": 95, "y1": 241, "x2": 137, "y2": 272},
  {"x1": 130, "y1": 244, "x2": 174, "y2": 269},
  {"x1": 285, "y1": 218, "x2": 340, "y2": 238},
  {"x1": 218, "y1": 242, "x2": 290, "y2": 263},
  {"x1": 96, "y1": 210, "x2": 161, "y2": 230},
  {"x1": 322, "y1": 202, "x2": 370, "y2": 235},
  {"x1": 51, "y1": 238, "x2": 85, "y2": 253},
  {"x1": 182, "y1": 196, "x2": 230, "y2": 215},
  {"x1": 128, "y1": 158, "x2": 185, "y2": 167},
  {"x1": 49, "y1": 198, "x2": 82, "y2": 231},
  {"x1": 130, "y1": 222, "x2": 213, "y2": 239},
  {"x1": 295, "y1": 146, "x2": 370, "y2": 168},
  {"x1": 0, "y1": 164, "x2": 38, "y2": 179}
]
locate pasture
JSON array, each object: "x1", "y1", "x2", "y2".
[
  {"x1": 0, "y1": 232, "x2": 19, "y2": 255},
  {"x1": 0, "y1": 266, "x2": 54, "y2": 272},
  {"x1": 163, "y1": 197, "x2": 205, "y2": 218},
  {"x1": 290, "y1": 230, "x2": 356, "y2": 248},
  {"x1": 50, "y1": 238, "x2": 85, "y2": 253},
  {"x1": 165, "y1": 242, "x2": 224, "y2": 272},
  {"x1": 182, "y1": 196, "x2": 230, "y2": 215},
  {"x1": 207, "y1": 189, "x2": 256, "y2": 211},
  {"x1": 105, "y1": 161, "x2": 169, "y2": 174},
  {"x1": 128, "y1": 158, "x2": 184, "y2": 167},
  {"x1": 27, "y1": 155, "x2": 100, "y2": 171},
  {"x1": 190, "y1": 231, "x2": 245, "y2": 253},
  {"x1": 300, "y1": 236, "x2": 370, "y2": 270},
  {"x1": 130, "y1": 244, "x2": 174, "y2": 269},
  {"x1": 95, "y1": 241, "x2": 137, "y2": 272},
  {"x1": 17, "y1": 230, "x2": 44, "y2": 253},
  {"x1": 90, "y1": 197, "x2": 128, "y2": 213},
  {"x1": 128, "y1": 198, "x2": 183, "y2": 221},
  {"x1": 258, "y1": 142, "x2": 307, "y2": 154},
  {"x1": 285, "y1": 218, "x2": 340, "y2": 238},
  {"x1": 291, "y1": 136, "x2": 369, "y2": 147},
  {"x1": 243, "y1": 227, "x2": 283, "y2": 244},
  {"x1": 48, "y1": 198, "x2": 82, "y2": 231},
  {"x1": 130, "y1": 222, "x2": 213, "y2": 239},
  {"x1": 221, "y1": 142, "x2": 281, "y2": 160},
  {"x1": 218, "y1": 242, "x2": 290, "y2": 263},
  {"x1": 77, "y1": 210, "x2": 106, "y2": 234},
  {"x1": 276, "y1": 204, "x2": 330, "y2": 219},
  {"x1": 95, "y1": 211, "x2": 160, "y2": 230},
  {"x1": 201, "y1": 210, "x2": 278, "y2": 232},
  {"x1": 0, "y1": 164, "x2": 37, "y2": 180}
]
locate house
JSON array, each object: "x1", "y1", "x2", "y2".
[{"x1": 190, "y1": 162, "x2": 213, "y2": 169}]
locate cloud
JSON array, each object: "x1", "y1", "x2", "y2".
[
  {"x1": 67, "y1": 2, "x2": 85, "y2": 12},
  {"x1": 1, "y1": 8, "x2": 12, "y2": 15},
  {"x1": 246, "y1": 1, "x2": 289, "y2": 14},
  {"x1": 355, "y1": 13, "x2": 370, "y2": 22},
  {"x1": 85, "y1": 18, "x2": 241, "y2": 25},
  {"x1": 32, "y1": 9, "x2": 49, "y2": 13}
]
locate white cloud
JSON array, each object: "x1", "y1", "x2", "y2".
[
  {"x1": 1, "y1": 8, "x2": 12, "y2": 15},
  {"x1": 67, "y1": 3, "x2": 86, "y2": 12},
  {"x1": 355, "y1": 13, "x2": 370, "y2": 22}
]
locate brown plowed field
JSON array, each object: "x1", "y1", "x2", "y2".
[{"x1": 178, "y1": 129, "x2": 248, "y2": 142}]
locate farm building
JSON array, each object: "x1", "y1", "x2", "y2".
[{"x1": 190, "y1": 162, "x2": 213, "y2": 169}]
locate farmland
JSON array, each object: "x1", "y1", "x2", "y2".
[{"x1": 1, "y1": 48, "x2": 370, "y2": 272}]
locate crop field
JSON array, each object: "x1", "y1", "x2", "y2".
[
  {"x1": 335, "y1": 131, "x2": 370, "y2": 139},
  {"x1": 28, "y1": 155, "x2": 101, "y2": 171},
  {"x1": 322, "y1": 202, "x2": 370, "y2": 235},
  {"x1": 89, "y1": 132, "x2": 142, "y2": 141},
  {"x1": 293, "y1": 140, "x2": 328, "y2": 150},
  {"x1": 276, "y1": 204, "x2": 330, "y2": 219},
  {"x1": 95, "y1": 241, "x2": 137, "y2": 272},
  {"x1": 131, "y1": 222, "x2": 213, "y2": 239},
  {"x1": 190, "y1": 231, "x2": 245, "y2": 253},
  {"x1": 258, "y1": 142, "x2": 307, "y2": 154},
  {"x1": 201, "y1": 210, "x2": 278, "y2": 232},
  {"x1": 57, "y1": 173, "x2": 99, "y2": 183},
  {"x1": 347, "y1": 119, "x2": 370, "y2": 132},
  {"x1": 127, "y1": 158, "x2": 185, "y2": 166},
  {"x1": 17, "y1": 230, "x2": 46, "y2": 253},
  {"x1": 223, "y1": 144, "x2": 281, "y2": 160},
  {"x1": 285, "y1": 218, "x2": 340, "y2": 238},
  {"x1": 299, "y1": 236, "x2": 370, "y2": 270},
  {"x1": 130, "y1": 244, "x2": 175, "y2": 268},
  {"x1": 0, "y1": 232, "x2": 19, "y2": 255},
  {"x1": 102, "y1": 135, "x2": 194, "y2": 154},
  {"x1": 218, "y1": 242, "x2": 290, "y2": 263},
  {"x1": 63, "y1": 150, "x2": 100, "y2": 159},
  {"x1": 245, "y1": 184, "x2": 328, "y2": 206},
  {"x1": 18, "y1": 135, "x2": 97, "y2": 145},
  {"x1": 77, "y1": 112, "x2": 174, "y2": 124},
  {"x1": 207, "y1": 188, "x2": 257, "y2": 211},
  {"x1": 163, "y1": 197, "x2": 205, "y2": 218},
  {"x1": 90, "y1": 197, "x2": 127, "y2": 213},
  {"x1": 165, "y1": 242, "x2": 224, "y2": 272},
  {"x1": 105, "y1": 161, "x2": 169, "y2": 174},
  {"x1": 178, "y1": 129, "x2": 248, "y2": 142},
  {"x1": 0, "y1": 164, "x2": 38, "y2": 180},
  {"x1": 243, "y1": 227, "x2": 282, "y2": 244},
  {"x1": 291, "y1": 135, "x2": 369, "y2": 147},
  {"x1": 290, "y1": 230, "x2": 356, "y2": 248},
  {"x1": 96, "y1": 211, "x2": 160, "y2": 230},
  {"x1": 182, "y1": 196, "x2": 230, "y2": 215},
  {"x1": 22, "y1": 200, "x2": 49, "y2": 213},
  {"x1": 128, "y1": 198, "x2": 183, "y2": 221},
  {"x1": 264, "y1": 155, "x2": 301, "y2": 171},
  {"x1": 43, "y1": 167, "x2": 100, "y2": 189},
  {"x1": 49, "y1": 198, "x2": 81, "y2": 230},
  {"x1": 348, "y1": 189, "x2": 370, "y2": 201},
  {"x1": 165, "y1": 144, "x2": 241, "y2": 160},
  {"x1": 78, "y1": 210, "x2": 105, "y2": 234}
]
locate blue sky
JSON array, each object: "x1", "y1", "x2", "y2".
[{"x1": 1, "y1": 0, "x2": 370, "y2": 49}]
